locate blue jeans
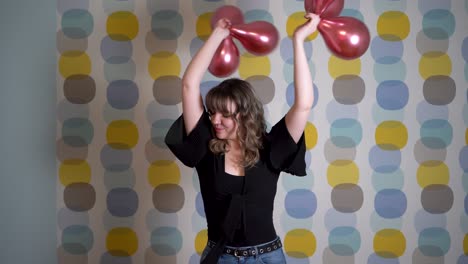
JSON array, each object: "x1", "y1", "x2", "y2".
[{"x1": 200, "y1": 237, "x2": 287, "y2": 264}]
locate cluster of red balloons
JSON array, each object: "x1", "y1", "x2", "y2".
[
  {"x1": 208, "y1": 1, "x2": 370, "y2": 77},
  {"x1": 208, "y1": 5, "x2": 279, "y2": 77},
  {"x1": 306, "y1": 0, "x2": 370, "y2": 60}
]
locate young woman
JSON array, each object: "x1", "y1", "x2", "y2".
[{"x1": 165, "y1": 13, "x2": 320, "y2": 264}]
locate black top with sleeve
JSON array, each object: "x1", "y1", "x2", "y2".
[{"x1": 164, "y1": 110, "x2": 307, "y2": 247}]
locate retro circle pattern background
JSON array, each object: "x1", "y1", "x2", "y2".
[{"x1": 56, "y1": 0, "x2": 468, "y2": 263}]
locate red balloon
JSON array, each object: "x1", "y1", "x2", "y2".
[
  {"x1": 208, "y1": 37, "x2": 240, "y2": 77},
  {"x1": 318, "y1": 16, "x2": 370, "y2": 59},
  {"x1": 229, "y1": 21, "x2": 279, "y2": 56},
  {"x1": 305, "y1": 0, "x2": 344, "y2": 18},
  {"x1": 211, "y1": 5, "x2": 244, "y2": 28}
]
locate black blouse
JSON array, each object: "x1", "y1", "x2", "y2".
[{"x1": 164, "y1": 110, "x2": 306, "y2": 247}]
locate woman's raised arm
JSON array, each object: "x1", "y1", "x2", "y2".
[
  {"x1": 181, "y1": 19, "x2": 230, "y2": 134},
  {"x1": 285, "y1": 13, "x2": 321, "y2": 143}
]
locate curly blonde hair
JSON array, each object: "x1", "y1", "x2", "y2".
[{"x1": 205, "y1": 78, "x2": 266, "y2": 167}]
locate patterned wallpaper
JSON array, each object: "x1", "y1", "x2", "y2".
[{"x1": 56, "y1": 0, "x2": 468, "y2": 263}]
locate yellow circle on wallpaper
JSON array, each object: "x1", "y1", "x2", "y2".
[
  {"x1": 148, "y1": 52, "x2": 181, "y2": 80},
  {"x1": 106, "y1": 227, "x2": 138, "y2": 256},
  {"x1": 284, "y1": 229, "x2": 316, "y2": 258},
  {"x1": 148, "y1": 160, "x2": 181, "y2": 187},
  {"x1": 107, "y1": 11, "x2": 139, "y2": 41}
]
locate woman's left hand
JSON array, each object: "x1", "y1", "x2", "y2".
[{"x1": 293, "y1": 13, "x2": 321, "y2": 42}]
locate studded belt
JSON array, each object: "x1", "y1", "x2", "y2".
[{"x1": 207, "y1": 237, "x2": 282, "y2": 257}]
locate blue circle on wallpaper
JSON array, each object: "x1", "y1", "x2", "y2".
[
  {"x1": 285, "y1": 189, "x2": 317, "y2": 219},
  {"x1": 286, "y1": 83, "x2": 318, "y2": 109},
  {"x1": 100, "y1": 252, "x2": 131, "y2": 264},
  {"x1": 367, "y1": 253, "x2": 400, "y2": 264},
  {"x1": 326, "y1": 101, "x2": 359, "y2": 122},
  {"x1": 151, "y1": 10, "x2": 184, "y2": 40},
  {"x1": 280, "y1": 37, "x2": 312, "y2": 64},
  {"x1": 376, "y1": 80, "x2": 408, "y2": 110},
  {"x1": 414, "y1": 209, "x2": 447, "y2": 233},
  {"x1": 195, "y1": 192, "x2": 205, "y2": 218},
  {"x1": 150, "y1": 227, "x2": 183, "y2": 256},
  {"x1": 371, "y1": 37, "x2": 403, "y2": 64},
  {"x1": 340, "y1": 9, "x2": 364, "y2": 21},
  {"x1": 57, "y1": 0, "x2": 89, "y2": 14},
  {"x1": 330, "y1": 118, "x2": 362, "y2": 148},
  {"x1": 100, "y1": 144, "x2": 133, "y2": 171},
  {"x1": 416, "y1": 101, "x2": 449, "y2": 124},
  {"x1": 61, "y1": 9, "x2": 94, "y2": 39},
  {"x1": 418, "y1": 227, "x2": 450, "y2": 257},
  {"x1": 107, "y1": 80, "x2": 139, "y2": 110},
  {"x1": 329, "y1": 226, "x2": 361, "y2": 256},
  {"x1": 201, "y1": 80, "x2": 221, "y2": 102},
  {"x1": 374, "y1": 0, "x2": 407, "y2": 14},
  {"x1": 372, "y1": 169, "x2": 404, "y2": 192},
  {"x1": 374, "y1": 61, "x2": 407, "y2": 83},
  {"x1": 62, "y1": 225, "x2": 94, "y2": 254},
  {"x1": 244, "y1": 9, "x2": 274, "y2": 23},
  {"x1": 369, "y1": 146, "x2": 401, "y2": 173},
  {"x1": 422, "y1": 9, "x2": 455, "y2": 40},
  {"x1": 459, "y1": 255, "x2": 468, "y2": 264},
  {"x1": 107, "y1": 188, "x2": 138, "y2": 217},
  {"x1": 62, "y1": 118, "x2": 94, "y2": 147},
  {"x1": 420, "y1": 119, "x2": 453, "y2": 149},
  {"x1": 418, "y1": 0, "x2": 451, "y2": 17},
  {"x1": 462, "y1": 37, "x2": 468, "y2": 62},
  {"x1": 463, "y1": 194, "x2": 468, "y2": 215},
  {"x1": 151, "y1": 119, "x2": 174, "y2": 148},
  {"x1": 101, "y1": 36, "x2": 133, "y2": 64},
  {"x1": 324, "y1": 209, "x2": 357, "y2": 231},
  {"x1": 375, "y1": 189, "x2": 407, "y2": 219},
  {"x1": 460, "y1": 146, "x2": 468, "y2": 172}
]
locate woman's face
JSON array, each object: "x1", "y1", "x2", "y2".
[{"x1": 209, "y1": 101, "x2": 239, "y2": 140}]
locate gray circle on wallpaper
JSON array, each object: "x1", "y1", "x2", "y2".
[
  {"x1": 324, "y1": 139, "x2": 357, "y2": 163},
  {"x1": 57, "y1": 99, "x2": 90, "y2": 122},
  {"x1": 413, "y1": 139, "x2": 447, "y2": 164},
  {"x1": 57, "y1": 245, "x2": 88, "y2": 264},
  {"x1": 145, "y1": 31, "x2": 178, "y2": 54},
  {"x1": 332, "y1": 75, "x2": 365, "y2": 105},
  {"x1": 412, "y1": 248, "x2": 444, "y2": 264},
  {"x1": 423, "y1": 76, "x2": 455, "y2": 105},
  {"x1": 421, "y1": 185, "x2": 453, "y2": 214},
  {"x1": 246, "y1": 75, "x2": 275, "y2": 104},
  {"x1": 153, "y1": 184, "x2": 185, "y2": 213},
  {"x1": 153, "y1": 76, "x2": 182, "y2": 105},
  {"x1": 57, "y1": 30, "x2": 88, "y2": 53},
  {"x1": 416, "y1": 31, "x2": 449, "y2": 55},
  {"x1": 56, "y1": 138, "x2": 88, "y2": 161},
  {"x1": 322, "y1": 247, "x2": 355, "y2": 264},
  {"x1": 331, "y1": 184, "x2": 363, "y2": 213},
  {"x1": 145, "y1": 139, "x2": 176, "y2": 163},
  {"x1": 64, "y1": 183, "x2": 96, "y2": 212},
  {"x1": 63, "y1": 75, "x2": 96, "y2": 104}
]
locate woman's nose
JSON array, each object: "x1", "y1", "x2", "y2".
[{"x1": 211, "y1": 113, "x2": 221, "y2": 124}]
